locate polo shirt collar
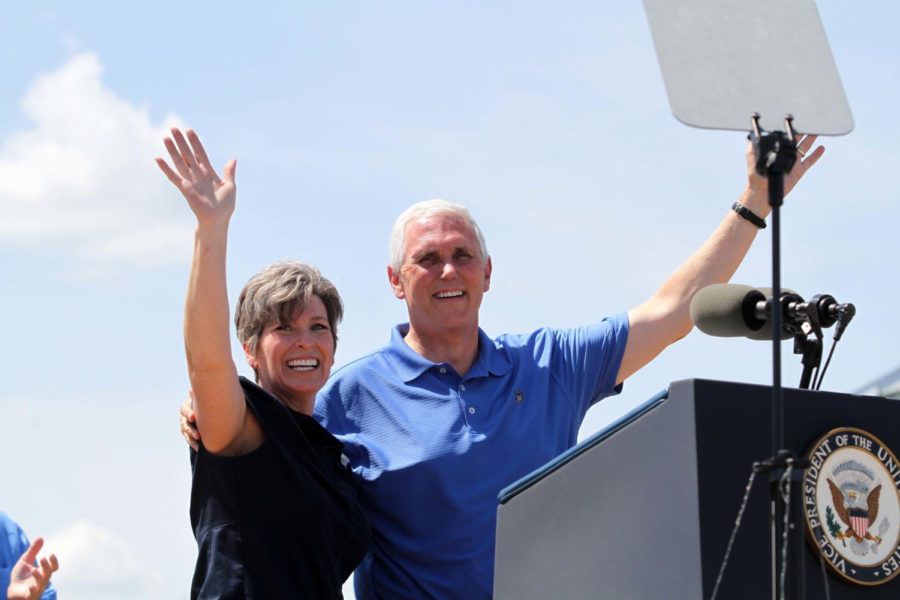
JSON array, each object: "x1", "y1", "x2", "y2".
[{"x1": 386, "y1": 323, "x2": 512, "y2": 383}]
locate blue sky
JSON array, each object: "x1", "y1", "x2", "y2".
[{"x1": 1, "y1": 2, "x2": 897, "y2": 598}]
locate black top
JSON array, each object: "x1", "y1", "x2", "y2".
[{"x1": 189, "y1": 377, "x2": 370, "y2": 599}]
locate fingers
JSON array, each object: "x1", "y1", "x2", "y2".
[
  {"x1": 794, "y1": 135, "x2": 825, "y2": 175},
  {"x1": 180, "y1": 404, "x2": 198, "y2": 424},
  {"x1": 10, "y1": 539, "x2": 57, "y2": 599},
  {"x1": 20, "y1": 538, "x2": 44, "y2": 565},
  {"x1": 222, "y1": 159, "x2": 237, "y2": 186},
  {"x1": 162, "y1": 135, "x2": 192, "y2": 180},
  {"x1": 182, "y1": 423, "x2": 200, "y2": 451},
  {"x1": 181, "y1": 392, "x2": 197, "y2": 423},
  {"x1": 186, "y1": 129, "x2": 221, "y2": 183},
  {"x1": 180, "y1": 393, "x2": 201, "y2": 450},
  {"x1": 30, "y1": 564, "x2": 47, "y2": 592},
  {"x1": 798, "y1": 145, "x2": 825, "y2": 171},
  {"x1": 776, "y1": 135, "x2": 825, "y2": 196},
  {"x1": 180, "y1": 409, "x2": 200, "y2": 436},
  {"x1": 155, "y1": 157, "x2": 184, "y2": 188},
  {"x1": 39, "y1": 553, "x2": 59, "y2": 579},
  {"x1": 159, "y1": 128, "x2": 236, "y2": 207},
  {"x1": 796, "y1": 134, "x2": 815, "y2": 153},
  {"x1": 171, "y1": 127, "x2": 199, "y2": 171},
  {"x1": 795, "y1": 134, "x2": 820, "y2": 159}
]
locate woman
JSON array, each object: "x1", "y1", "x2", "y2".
[{"x1": 156, "y1": 128, "x2": 369, "y2": 598}]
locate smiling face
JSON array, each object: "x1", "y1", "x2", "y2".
[
  {"x1": 244, "y1": 294, "x2": 335, "y2": 413},
  {"x1": 388, "y1": 213, "x2": 492, "y2": 336}
]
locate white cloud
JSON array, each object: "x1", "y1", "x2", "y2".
[
  {"x1": 0, "y1": 52, "x2": 192, "y2": 275},
  {"x1": 43, "y1": 520, "x2": 163, "y2": 599}
]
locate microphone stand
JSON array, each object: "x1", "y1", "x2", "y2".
[
  {"x1": 795, "y1": 330, "x2": 823, "y2": 390},
  {"x1": 748, "y1": 114, "x2": 810, "y2": 600},
  {"x1": 795, "y1": 295, "x2": 836, "y2": 390}
]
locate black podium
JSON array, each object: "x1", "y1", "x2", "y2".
[{"x1": 493, "y1": 379, "x2": 900, "y2": 599}]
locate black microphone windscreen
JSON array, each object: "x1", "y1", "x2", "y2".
[{"x1": 690, "y1": 284, "x2": 766, "y2": 337}]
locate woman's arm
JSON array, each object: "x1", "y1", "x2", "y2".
[{"x1": 156, "y1": 128, "x2": 260, "y2": 455}]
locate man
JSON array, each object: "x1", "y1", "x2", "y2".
[{"x1": 182, "y1": 138, "x2": 823, "y2": 598}]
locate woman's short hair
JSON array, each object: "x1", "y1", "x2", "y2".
[
  {"x1": 235, "y1": 261, "x2": 343, "y2": 356},
  {"x1": 388, "y1": 199, "x2": 488, "y2": 272}
]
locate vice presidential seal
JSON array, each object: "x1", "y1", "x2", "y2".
[{"x1": 804, "y1": 427, "x2": 900, "y2": 586}]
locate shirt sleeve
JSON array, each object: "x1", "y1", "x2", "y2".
[
  {"x1": 547, "y1": 312, "x2": 630, "y2": 416},
  {"x1": 313, "y1": 382, "x2": 342, "y2": 432}
]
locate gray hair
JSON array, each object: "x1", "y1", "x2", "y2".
[
  {"x1": 389, "y1": 199, "x2": 488, "y2": 271},
  {"x1": 235, "y1": 261, "x2": 343, "y2": 357}
]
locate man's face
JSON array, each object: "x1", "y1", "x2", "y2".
[{"x1": 388, "y1": 213, "x2": 492, "y2": 334}]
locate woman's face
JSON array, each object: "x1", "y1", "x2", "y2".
[{"x1": 245, "y1": 294, "x2": 335, "y2": 413}]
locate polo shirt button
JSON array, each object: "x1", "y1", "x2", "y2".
[
  {"x1": 468, "y1": 406, "x2": 476, "y2": 415},
  {"x1": 439, "y1": 367, "x2": 447, "y2": 374},
  {"x1": 460, "y1": 384, "x2": 466, "y2": 391}
]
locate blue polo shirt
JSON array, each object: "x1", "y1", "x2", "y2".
[{"x1": 315, "y1": 313, "x2": 629, "y2": 599}]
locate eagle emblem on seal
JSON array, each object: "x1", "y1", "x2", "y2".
[
  {"x1": 826, "y1": 459, "x2": 883, "y2": 549},
  {"x1": 804, "y1": 428, "x2": 900, "y2": 586}
]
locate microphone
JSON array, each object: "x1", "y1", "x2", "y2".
[
  {"x1": 745, "y1": 287, "x2": 806, "y2": 341},
  {"x1": 748, "y1": 288, "x2": 843, "y2": 341},
  {"x1": 690, "y1": 284, "x2": 855, "y2": 341},
  {"x1": 690, "y1": 284, "x2": 775, "y2": 338}
]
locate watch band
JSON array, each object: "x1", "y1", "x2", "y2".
[{"x1": 731, "y1": 202, "x2": 767, "y2": 229}]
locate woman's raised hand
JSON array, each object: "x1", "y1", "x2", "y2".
[{"x1": 156, "y1": 128, "x2": 237, "y2": 225}]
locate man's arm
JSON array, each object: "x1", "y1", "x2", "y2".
[{"x1": 617, "y1": 137, "x2": 824, "y2": 385}]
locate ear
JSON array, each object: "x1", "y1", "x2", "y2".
[
  {"x1": 387, "y1": 264, "x2": 406, "y2": 299},
  {"x1": 242, "y1": 342, "x2": 258, "y2": 370},
  {"x1": 482, "y1": 256, "x2": 493, "y2": 292}
]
